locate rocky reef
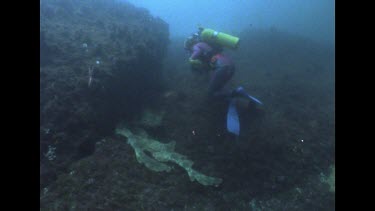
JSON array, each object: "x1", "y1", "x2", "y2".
[
  {"x1": 40, "y1": 2, "x2": 334, "y2": 208},
  {"x1": 41, "y1": 26, "x2": 334, "y2": 210},
  {"x1": 40, "y1": 0, "x2": 169, "y2": 190}
]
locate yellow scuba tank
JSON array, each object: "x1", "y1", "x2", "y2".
[{"x1": 199, "y1": 27, "x2": 240, "y2": 49}]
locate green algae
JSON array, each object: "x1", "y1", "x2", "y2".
[{"x1": 116, "y1": 126, "x2": 222, "y2": 186}]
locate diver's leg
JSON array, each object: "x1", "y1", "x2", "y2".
[
  {"x1": 207, "y1": 66, "x2": 240, "y2": 136},
  {"x1": 208, "y1": 66, "x2": 235, "y2": 99}
]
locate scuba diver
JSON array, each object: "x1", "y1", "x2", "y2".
[{"x1": 184, "y1": 27, "x2": 263, "y2": 137}]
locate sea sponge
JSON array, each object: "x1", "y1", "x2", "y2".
[{"x1": 116, "y1": 126, "x2": 222, "y2": 186}]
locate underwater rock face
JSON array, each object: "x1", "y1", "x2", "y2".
[
  {"x1": 40, "y1": 0, "x2": 169, "y2": 189},
  {"x1": 137, "y1": 109, "x2": 166, "y2": 128},
  {"x1": 320, "y1": 165, "x2": 335, "y2": 193}
]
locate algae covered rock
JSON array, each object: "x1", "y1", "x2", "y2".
[
  {"x1": 40, "y1": 0, "x2": 169, "y2": 189},
  {"x1": 320, "y1": 165, "x2": 335, "y2": 193},
  {"x1": 137, "y1": 109, "x2": 166, "y2": 128},
  {"x1": 116, "y1": 126, "x2": 223, "y2": 186}
]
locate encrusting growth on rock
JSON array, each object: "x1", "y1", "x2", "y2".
[{"x1": 116, "y1": 126, "x2": 223, "y2": 186}]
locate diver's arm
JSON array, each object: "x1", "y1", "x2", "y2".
[
  {"x1": 190, "y1": 45, "x2": 202, "y2": 60},
  {"x1": 189, "y1": 45, "x2": 203, "y2": 67}
]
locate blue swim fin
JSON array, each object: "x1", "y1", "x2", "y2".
[
  {"x1": 233, "y1": 86, "x2": 263, "y2": 105},
  {"x1": 247, "y1": 94, "x2": 263, "y2": 105},
  {"x1": 227, "y1": 98, "x2": 240, "y2": 136}
]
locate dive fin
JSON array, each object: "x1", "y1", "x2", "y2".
[
  {"x1": 233, "y1": 86, "x2": 263, "y2": 105},
  {"x1": 227, "y1": 98, "x2": 240, "y2": 136},
  {"x1": 247, "y1": 94, "x2": 263, "y2": 105}
]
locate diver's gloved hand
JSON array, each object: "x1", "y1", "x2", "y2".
[{"x1": 189, "y1": 58, "x2": 203, "y2": 69}]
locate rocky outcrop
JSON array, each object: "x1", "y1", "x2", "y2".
[{"x1": 40, "y1": 0, "x2": 169, "y2": 189}]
